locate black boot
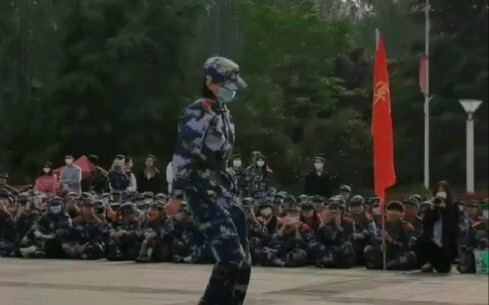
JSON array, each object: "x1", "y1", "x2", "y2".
[{"x1": 200, "y1": 266, "x2": 238, "y2": 305}]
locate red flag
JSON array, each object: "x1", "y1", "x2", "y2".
[
  {"x1": 419, "y1": 56, "x2": 427, "y2": 94},
  {"x1": 372, "y1": 35, "x2": 396, "y2": 209}
]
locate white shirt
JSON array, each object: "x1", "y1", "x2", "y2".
[
  {"x1": 433, "y1": 218, "x2": 443, "y2": 248},
  {"x1": 166, "y1": 162, "x2": 173, "y2": 194}
]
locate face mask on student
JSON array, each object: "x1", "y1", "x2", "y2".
[
  {"x1": 260, "y1": 207, "x2": 272, "y2": 217},
  {"x1": 49, "y1": 205, "x2": 62, "y2": 214},
  {"x1": 314, "y1": 162, "x2": 323, "y2": 170},
  {"x1": 436, "y1": 191, "x2": 447, "y2": 199},
  {"x1": 218, "y1": 87, "x2": 236, "y2": 103}
]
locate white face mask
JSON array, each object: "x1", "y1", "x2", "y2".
[
  {"x1": 372, "y1": 207, "x2": 380, "y2": 216},
  {"x1": 232, "y1": 160, "x2": 242, "y2": 168},
  {"x1": 65, "y1": 159, "x2": 73, "y2": 165},
  {"x1": 314, "y1": 162, "x2": 324, "y2": 170},
  {"x1": 43, "y1": 168, "x2": 50, "y2": 174},
  {"x1": 436, "y1": 192, "x2": 447, "y2": 199},
  {"x1": 256, "y1": 160, "x2": 265, "y2": 167},
  {"x1": 260, "y1": 207, "x2": 272, "y2": 217}
]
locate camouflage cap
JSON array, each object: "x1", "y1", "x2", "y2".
[
  {"x1": 258, "y1": 198, "x2": 273, "y2": 208},
  {"x1": 48, "y1": 196, "x2": 63, "y2": 206},
  {"x1": 298, "y1": 194, "x2": 309, "y2": 204},
  {"x1": 302, "y1": 198, "x2": 314, "y2": 209},
  {"x1": 286, "y1": 200, "x2": 302, "y2": 212},
  {"x1": 284, "y1": 195, "x2": 296, "y2": 205},
  {"x1": 203, "y1": 57, "x2": 247, "y2": 91},
  {"x1": 120, "y1": 202, "x2": 138, "y2": 214},
  {"x1": 275, "y1": 191, "x2": 287, "y2": 199},
  {"x1": 386, "y1": 201, "x2": 404, "y2": 212},
  {"x1": 242, "y1": 197, "x2": 254, "y2": 207},
  {"x1": 141, "y1": 192, "x2": 154, "y2": 199},
  {"x1": 349, "y1": 195, "x2": 365, "y2": 205},
  {"x1": 403, "y1": 196, "x2": 420, "y2": 208}
]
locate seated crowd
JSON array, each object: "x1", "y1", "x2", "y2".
[{"x1": 0, "y1": 153, "x2": 487, "y2": 274}]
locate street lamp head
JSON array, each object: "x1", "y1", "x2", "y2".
[{"x1": 459, "y1": 99, "x2": 483, "y2": 114}]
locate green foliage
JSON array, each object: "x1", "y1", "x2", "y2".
[{"x1": 0, "y1": 0, "x2": 487, "y2": 193}]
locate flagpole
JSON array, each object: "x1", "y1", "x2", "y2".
[
  {"x1": 375, "y1": 28, "x2": 387, "y2": 271},
  {"x1": 423, "y1": 0, "x2": 431, "y2": 190}
]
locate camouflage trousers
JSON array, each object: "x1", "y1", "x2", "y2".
[
  {"x1": 62, "y1": 241, "x2": 105, "y2": 260},
  {"x1": 186, "y1": 188, "x2": 251, "y2": 305},
  {"x1": 261, "y1": 246, "x2": 308, "y2": 268},
  {"x1": 107, "y1": 237, "x2": 140, "y2": 261},
  {"x1": 314, "y1": 242, "x2": 356, "y2": 269},
  {"x1": 364, "y1": 245, "x2": 417, "y2": 270}
]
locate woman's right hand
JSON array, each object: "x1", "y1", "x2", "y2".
[{"x1": 165, "y1": 197, "x2": 183, "y2": 217}]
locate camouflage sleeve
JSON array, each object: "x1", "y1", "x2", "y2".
[
  {"x1": 362, "y1": 219, "x2": 377, "y2": 241},
  {"x1": 31, "y1": 215, "x2": 48, "y2": 234},
  {"x1": 171, "y1": 101, "x2": 214, "y2": 197}
]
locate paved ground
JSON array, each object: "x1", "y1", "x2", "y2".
[{"x1": 0, "y1": 259, "x2": 487, "y2": 305}]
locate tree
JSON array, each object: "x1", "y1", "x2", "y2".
[
  {"x1": 232, "y1": 1, "x2": 371, "y2": 191},
  {"x1": 5, "y1": 0, "x2": 203, "y2": 179}
]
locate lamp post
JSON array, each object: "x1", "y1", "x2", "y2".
[
  {"x1": 423, "y1": 0, "x2": 431, "y2": 190},
  {"x1": 459, "y1": 99, "x2": 483, "y2": 194}
]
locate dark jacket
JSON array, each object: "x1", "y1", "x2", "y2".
[
  {"x1": 136, "y1": 170, "x2": 163, "y2": 194},
  {"x1": 421, "y1": 204, "x2": 460, "y2": 259},
  {"x1": 303, "y1": 170, "x2": 332, "y2": 197},
  {"x1": 83, "y1": 167, "x2": 110, "y2": 194}
]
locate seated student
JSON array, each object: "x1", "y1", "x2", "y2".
[
  {"x1": 19, "y1": 197, "x2": 72, "y2": 258},
  {"x1": 0, "y1": 193, "x2": 16, "y2": 257},
  {"x1": 171, "y1": 203, "x2": 214, "y2": 264},
  {"x1": 300, "y1": 199, "x2": 321, "y2": 232},
  {"x1": 63, "y1": 198, "x2": 105, "y2": 260},
  {"x1": 309, "y1": 197, "x2": 356, "y2": 269},
  {"x1": 256, "y1": 201, "x2": 309, "y2": 268},
  {"x1": 135, "y1": 204, "x2": 174, "y2": 263},
  {"x1": 106, "y1": 203, "x2": 143, "y2": 261},
  {"x1": 364, "y1": 201, "x2": 417, "y2": 270},
  {"x1": 345, "y1": 195, "x2": 377, "y2": 266},
  {"x1": 457, "y1": 200, "x2": 488, "y2": 273}
]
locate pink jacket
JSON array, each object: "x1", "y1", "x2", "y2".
[{"x1": 34, "y1": 174, "x2": 60, "y2": 195}]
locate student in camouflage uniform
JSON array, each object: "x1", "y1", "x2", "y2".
[
  {"x1": 0, "y1": 193, "x2": 16, "y2": 256},
  {"x1": 256, "y1": 198, "x2": 280, "y2": 235},
  {"x1": 300, "y1": 198, "x2": 321, "y2": 232},
  {"x1": 242, "y1": 197, "x2": 268, "y2": 265},
  {"x1": 256, "y1": 201, "x2": 309, "y2": 268},
  {"x1": 13, "y1": 198, "x2": 41, "y2": 250},
  {"x1": 136, "y1": 204, "x2": 174, "y2": 262},
  {"x1": 338, "y1": 185, "x2": 352, "y2": 202},
  {"x1": 20, "y1": 197, "x2": 72, "y2": 258},
  {"x1": 402, "y1": 196, "x2": 423, "y2": 250},
  {"x1": 165, "y1": 56, "x2": 250, "y2": 305},
  {"x1": 228, "y1": 154, "x2": 246, "y2": 198},
  {"x1": 172, "y1": 205, "x2": 214, "y2": 265},
  {"x1": 345, "y1": 195, "x2": 377, "y2": 265},
  {"x1": 456, "y1": 200, "x2": 488, "y2": 273},
  {"x1": 106, "y1": 202, "x2": 143, "y2": 261},
  {"x1": 364, "y1": 201, "x2": 417, "y2": 270},
  {"x1": 309, "y1": 197, "x2": 356, "y2": 268},
  {"x1": 243, "y1": 152, "x2": 274, "y2": 198},
  {"x1": 63, "y1": 198, "x2": 105, "y2": 260},
  {"x1": 465, "y1": 200, "x2": 488, "y2": 241},
  {"x1": 64, "y1": 192, "x2": 81, "y2": 219}
]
